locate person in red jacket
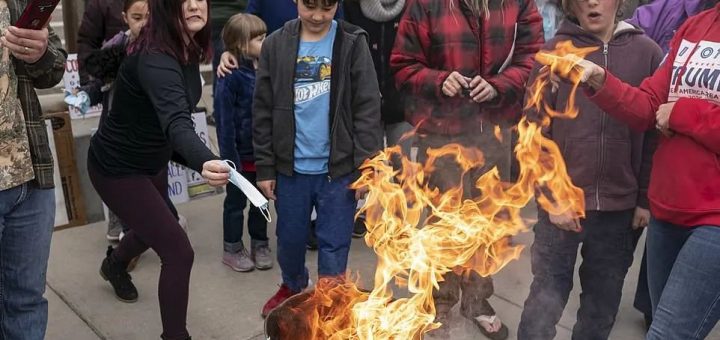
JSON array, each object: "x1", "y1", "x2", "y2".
[
  {"x1": 564, "y1": 5, "x2": 720, "y2": 339},
  {"x1": 390, "y1": 0, "x2": 543, "y2": 338}
]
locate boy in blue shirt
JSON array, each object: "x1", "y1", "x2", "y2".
[{"x1": 252, "y1": 0, "x2": 381, "y2": 318}]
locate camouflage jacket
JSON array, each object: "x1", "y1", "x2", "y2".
[{"x1": 1, "y1": 0, "x2": 67, "y2": 190}]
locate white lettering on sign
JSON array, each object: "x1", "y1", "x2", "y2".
[{"x1": 669, "y1": 40, "x2": 720, "y2": 103}]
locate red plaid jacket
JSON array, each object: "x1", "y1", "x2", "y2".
[{"x1": 391, "y1": 0, "x2": 543, "y2": 135}]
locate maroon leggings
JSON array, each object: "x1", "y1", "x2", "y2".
[{"x1": 88, "y1": 157, "x2": 193, "y2": 340}]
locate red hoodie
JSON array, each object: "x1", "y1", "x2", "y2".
[{"x1": 589, "y1": 5, "x2": 720, "y2": 227}]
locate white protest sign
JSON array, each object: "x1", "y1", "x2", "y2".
[
  {"x1": 64, "y1": 53, "x2": 103, "y2": 119},
  {"x1": 168, "y1": 161, "x2": 190, "y2": 204}
]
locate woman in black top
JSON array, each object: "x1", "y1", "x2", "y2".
[{"x1": 86, "y1": 0, "x2": 228, "y2": 338}]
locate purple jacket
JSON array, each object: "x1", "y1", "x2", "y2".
[{"x1": 627, "y1": 0, "x2": 705, "y2": 53}]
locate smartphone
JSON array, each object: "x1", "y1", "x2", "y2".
[{"x1": 15, "y1": 0, "x2": 61, "y2": 30}]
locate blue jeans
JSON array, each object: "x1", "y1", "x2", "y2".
[
  {"x1": 275, "y1": 173, "x2": 356, "y2": 292},
  {"x1": 646, "y1": 218, "x2": 720, "y2": 340},
  {"x1": 518, "y1": 210, "x2": 638, "y2": 340},
  {"x1": 223, "y1": 171, "x2": 268, "y2": 252},
  {"x1": 0, "y1": 183, "x2": 54, "y2": 340}
]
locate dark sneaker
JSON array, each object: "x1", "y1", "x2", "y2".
[
  {"x1": 222, "y1": 248, "x2": 255, "y2": 272},
  {"x1": 307, "y1": 219, "x2": 318, "y2": 250},
  {"x1": 100, "y1": 246, "x2": 138, "y2": 303},
  {"x1": 352, "y1": 215, "x2": 367, "y2": 238},
  {"x1": 251, "y1": 240, "x2": 274, "y2": 270},
  {"x1": 261, "y1": 284, "x2": 300, "y2": 318}
]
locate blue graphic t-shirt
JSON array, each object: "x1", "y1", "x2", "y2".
[{"x1": 293, "y1": 20, "x2": 337, "y2": 174}]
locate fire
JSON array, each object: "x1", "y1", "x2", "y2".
[
  {"x1": 526, "y1": 41, "x2": 599, "y2": 124},
  {"x1": 266, "y1": 41, "x2": 593, "y2": 339}
]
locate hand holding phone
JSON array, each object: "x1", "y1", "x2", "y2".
[
  {"x1": 16, "y1": 0, "x2": 60, "y2": 29},
  {"x1": 0, "y1": 0, "x2": 58, "y2": 63},
  {"x1": 0, "y1": 26, "x2": 49, "y2": 63}
]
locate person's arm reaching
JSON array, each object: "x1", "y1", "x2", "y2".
[
  {"x1": 581, "y1": 37, "x2": 686, "y2": 131},
  {"x1": 137, "y1": 54, "x2": 218, "y2": 172}
]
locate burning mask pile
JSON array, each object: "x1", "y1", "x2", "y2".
[{"x1": 265, "y1": 41, "x2": 595, "y2": 340}]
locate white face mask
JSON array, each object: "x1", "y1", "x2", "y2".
[{"x1": 223, "y1": 160, "x2": 272, "y2": 222}]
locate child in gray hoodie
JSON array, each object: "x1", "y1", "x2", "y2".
[{"x1": 518, "y1": 0, "x2": 663, "y2": 338}]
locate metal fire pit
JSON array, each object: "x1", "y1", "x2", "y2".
[
  {"x1": 264, "y1": 291, "x2": 317, "y2": 340},
  {"x1": 264, "y1": 288, "x2": 382, "y2": 340}
]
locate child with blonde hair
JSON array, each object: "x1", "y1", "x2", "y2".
[{"x1": 214, "y1": 13, "x2": 273, "y2": 272}]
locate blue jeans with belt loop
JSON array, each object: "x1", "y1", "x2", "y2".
[{"x1": 0, "y1": 182, "x2": 55, "y2": 340}]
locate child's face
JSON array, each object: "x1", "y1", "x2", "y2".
[
  {"x1": 296, "y1": 0, "x2": 338, "y2": 35},
  {"x1": 123, "y1": 1, "x2": 149, "y2": 39},
  {"x1": 243, "y1": 34, "x2": 265, "y2": 59},
  {"x1": 570, "y1": 0, "x2": 620, "y2": 39}
]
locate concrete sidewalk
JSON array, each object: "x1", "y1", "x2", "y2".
[{"x1": 43, "y1": 193, "x2": 720, "y2": 339}]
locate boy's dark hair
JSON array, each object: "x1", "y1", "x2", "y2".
[
  {"x1": 123, "y1": 0, "x2": 145, "y2": 12},
  {"x1": 300, "y1": 0, "x2": 340, "y2": 7},
  {"x1": 129, "y1": 0, "x2": 212, "y2": 65},
  {"x1": 222, "y1": 13, "x2": 267, "y2": 59}
]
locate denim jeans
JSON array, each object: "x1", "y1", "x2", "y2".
[
  {"x1": 518, "y1": 210, "x2": 638, "y2": 340},
  {"x1": 646, "y1": 218, "x2": 720, "y2": 340},
  {"x1": 0, "y1": 182, "x2": 54, "y2": 340},
  {"x1": 275, "y1": 173, "x2": 356, "y2": 292},
  {"x1": 223, "y1": 171, "x2": 268, "y2": 252}
]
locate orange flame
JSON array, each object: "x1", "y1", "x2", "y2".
[
  {"x1": 266, "y1": 41, "x2": 592, "y2": 339},
  {"x1": 526, "y1": 41, "x2": 598, "y2": 125}
]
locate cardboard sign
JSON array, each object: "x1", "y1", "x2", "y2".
[
  {"x1": 45, "y1": 112, "x2": 87, "y2": 229},
  {"x1": 64, "y1": 53, "x2": 102, "y2": 119}
]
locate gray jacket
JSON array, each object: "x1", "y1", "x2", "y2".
[{"x1": 252, "y1": 19, "x2": 383, "y2": 181}]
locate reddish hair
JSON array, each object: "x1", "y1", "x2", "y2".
[{"x1": 129, "y1": 0, "x2": 212, "y2": 64}]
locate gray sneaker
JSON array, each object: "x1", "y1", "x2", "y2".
[
  {"x1": 106, "y1": 212, "x2": 123, "y2": 241},
  {"x1": 252, "y1": 240, "x2": 274, "y2": 270},
  {"x1": 222, "y1": 248, "x2": 255, "y2": 272}
]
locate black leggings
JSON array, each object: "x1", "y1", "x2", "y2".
[{"x1": 88, "y1": 156, "x2": 193, "y2": 340}]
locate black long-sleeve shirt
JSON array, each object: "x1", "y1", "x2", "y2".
[{"x1": 90, "y1": 52, "x2": 217, "y2": 176}]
